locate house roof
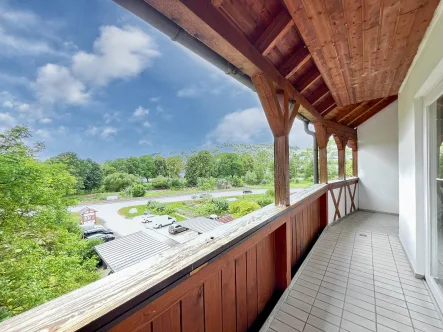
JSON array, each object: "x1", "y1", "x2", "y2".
[
  {"x1": 79, "y1": 207, "x2": 97, "y2": 215},
  {"x1": 217, "y1": 216, "x2": 235, "y2": 223},
  {"x1": 94, "y1": 231, "x2": 170, "y2": 273},
  {"x1": 179, "y1": 217, "x2": 224, "y2": 234}
]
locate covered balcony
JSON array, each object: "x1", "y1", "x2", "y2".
[{"x1": 2, "y1": 0, "x2": 443, "y2": 331}]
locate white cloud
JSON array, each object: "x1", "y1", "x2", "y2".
[
  {"x1": 39, "y1": 117, "x2": 52, "y2": 124},
  {"x1": 100, "y1": 127, "x2": 117, "y2": 139},
  {"x1": 133, "y1": 106, "x2": 149, "y2": 117},
  {"x1": 139, "y1": 139, "x2": 152, "y2": 146},
  {"x1": 142, "y1": 121, "x2": 152, "y2": 128},
  {"x1": 207, "y1": 108, "x2": 271, "y2": 144},
  {"x1": 85, "y1": 126, "x2": 117, "y2": 139},
  {"x1": 0, "y1": 28, "x2": 55, "y2": 57},
  {"x1": 150, "y1": 96, "x2": 160, "y2": 102},
  {"x1": 0, "y1": 112, "x2": 15, "y2": 125},
  {"x1": 2, "y1": 101, "x2": 13, "y2": 108},
  {"x1": 72, "y1": 25, "x2": 160, "y2": 86},
  {"x1": 17, "y1": 103, "x2": 30, "y2": 112},
  {"x1": 103, "y1": 112, "x2": 120, "y2": 124},
  {"x1": 177, "y1": 85, "x2": 199, "y2": 98},
  {"x1": 36, "y1": 64, "x2": 89, "y2": 105},
  {"x1": 35, "y1": 128, "x2": 50, "y2": 139},
  {"x1": 34, "y1": 25, "x2": 159, "y2": 105}
]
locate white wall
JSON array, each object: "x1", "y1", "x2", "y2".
[
  {"x1": 398, "y1": 2, "x2": 443, "y2": 275},
  {"x1": 357, "y1": 100, "x2": 399, "y2": 214}
]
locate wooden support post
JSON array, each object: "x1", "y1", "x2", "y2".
[
  {"x1": 347, "y1": 139, "x2": 358, "y2": 177},
  {"x1": 275, "y1": 218, "x2": 291, "y2": 290},
  {"x1": 253, "y1": 74, "x2": 299, "y2": 206},
  {"x1": 352, "y1": 150, "x2": 358, "y2": 177},
  {"x1": 314, "y1": 123, "x2": 330, "y2": 183},
  {"x1": 319, "y1": 192, "x2": 328, "y2": 230},
  {"x1": 333, "y1": 135, "x2": 348, "y2": 180},
  {"x1": 274, "y1": 135, "x2": 290, "y2": 206}
]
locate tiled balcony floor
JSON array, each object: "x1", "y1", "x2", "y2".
[{"x1": 262, "y1": 211, "x2": 443, "y2": 332}]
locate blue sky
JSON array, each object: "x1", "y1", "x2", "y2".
[{"x1": 0, "y1": 0, "x2": 312, "y2": 161}]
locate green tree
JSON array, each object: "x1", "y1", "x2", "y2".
[
  {"x1": 139, "y1": 155, "x2": 156, "y2": 179},
  {"x1": 83, "y1": 159, "x2": 104, "y2": 192},
  {"x1": 48, "y1": 152, "x2": 89, "y2": 192},
  {"x1": 154, "y1": 156, "x2": 168, "y2": 177},
  {"x1": 240, "y1": 153, "x2": 254, "y2": 174},
  {"x1": 126, "y1": 156, "x2": 141, "y2": 175},
  {"x1": 103, "y1": 172, "x2": 139, "y2": 192},
  {"x1": 166, "y1": 156, "x2": 183, "y2": 178},
  {"x1": 109, "y1": 158, "x2": 129, "y2": 173},
  {"x1": 102, "y1": 162, "x2": 117, "y2": 176},
  {"x1": 185, "y1": 150, "x2": 214, "y2": 186},
  {"x1": 0, "y1": 126, "x2": 101, "y2": 320},
  {"x1": 215, "y1": 153, "x2": 244, "y2": 178}
]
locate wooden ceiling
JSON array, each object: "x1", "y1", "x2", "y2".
[{"x1": 143, "y1": 0, "x2": 438, "y2": 129}]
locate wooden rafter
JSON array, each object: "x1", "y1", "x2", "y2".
[
  {"x1": 279, "y1": 47, "x2": 311, "y2": 79},
  {"x1": 317, "y1": 95, "x2": 335, "y2": 114},
  {"x1": 321, "y1": 104, "x2": 337, "y2": 117},
  {"x1": 254, "y1": 10, "x2": 294, "y2": 56},
  {"x1": 295, "y1": 68, "x2": 321, "y2": 93},
  {"x1": 308, "y1": 85, "x2": 330, "y2": 105},
  {"x1": 349, "y1": 95, "x2": 398, "y2": 127}
]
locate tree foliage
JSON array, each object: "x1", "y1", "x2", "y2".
[
  {"x1": 0, "y1": 126, "x2": 101, "y2": 320},
  {"x1": 103, "y1": 172, "x2": 139, "y2": 192}
]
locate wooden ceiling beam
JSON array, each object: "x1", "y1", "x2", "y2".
[
  {"x1": 324, "y1": 120, "x2": 357, "y2": 140},
  {"x1": 317, "y1": 94, "x2": 335, "y2": 114},
  {"x1": 175, "y1": 0, "x2": 326, "y2": 123},
  {"x1": 308, "y1": 85, "x2": 330, "y2": 105},
  {"x1": 321, "y1": 103, "x2": 337, "y2": 117},
  {"x1": 296, "y1": 68, "x2": 321, "y2": 93},
  {"x1": 337, "y1": 101, "x2": 370, "y2": 123},
  {"x1": 349, "y1": 95, "x2": 398, "y2": 127},
  {"x1": 278, "y1": 47, "x2": 311, "y2": 79},
  {"x1": 254, "y1": 10, "x2": 294, "y2": 56}
]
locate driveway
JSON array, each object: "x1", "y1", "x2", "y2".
[{"x1": 70, "y1": 189, "x2": 302, "y2": 238}]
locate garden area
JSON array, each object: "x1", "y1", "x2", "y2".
[{"x1": 118, "y1": 190, "x2": 276, "y2": 220}]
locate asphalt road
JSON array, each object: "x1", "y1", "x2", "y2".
[{"x1": 70, "y1": 189, "x2": 302, "y2": 237}]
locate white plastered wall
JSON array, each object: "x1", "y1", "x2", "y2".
[
  {"x1": 357, "y1": 100, "x2": 399, "y2": 214},
  {"x1": 398, "y1": 2, "x2": 443, "y2": 275}
]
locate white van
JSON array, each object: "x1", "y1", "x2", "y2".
[{"x1": 152, "y1": 215, "x2": 176, "y2": 229}]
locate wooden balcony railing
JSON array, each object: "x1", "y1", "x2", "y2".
[{"x1": 0, "y1": 179, "x2": 358, "y2": 332}]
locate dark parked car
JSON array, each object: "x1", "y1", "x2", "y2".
[
  {"x1": 85, "y1": 233, "x2": 115, "y2": 242},
  {"x1": 243, "y1": 189, "x2": 253, "y2": 194},
  {"x1": 82, "y1": 225, "x2": 113, "y2": 238},
  {"x1": 168, "y1": 224, "x2": 188, "y2": 234}
]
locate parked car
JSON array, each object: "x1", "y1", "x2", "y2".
[
  {"x1": 192, "y1": 193, "x2": 212, "y2": 199},
  {"x1": 82, "y1": 225, "x2": 113, "y2": 238},
  {"x1": 152, "y1": 215, "x2": 176, "y2": 229},
  {"x1": 85, "y1": 233, "x2": 115, "y2": 242},
  {"x1": 168, "y1": 224, "x2": 188, "y2": 234},
  {"x1": 243, "y1": 189, "x2": 253, "y2": 194},
  {"x1": 142, "y1": 212, "x2": 156, "y2": 223}
]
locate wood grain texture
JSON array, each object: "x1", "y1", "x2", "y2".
[
  {"x1": 181, "y1": 286, "x2": 204, "y2": 332},
  {"x1": 152, "y1": 302, "x2": 180, "y2": 332},
  {"x1": 274, "y1": 135, "x2": 290, "y2": 206},
  {"x1": 246, "y1": 246, "x2": 258, "y2": 329},
  {"x1": 257, "y1": 234, "x2": 276, "y2": 313},
  {"x1": 235, "y1": 253, "x2": 248, "y2": 332},
  {"x1": 204, "y1": 272, "x2": 222, "y2": 332},
  {"x1": 221, "y1": 261, "x2": 236, "y2": 332}
]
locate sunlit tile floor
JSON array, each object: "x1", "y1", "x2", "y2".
[{"x1": 262, "y1": 211, "x2": 443, "y2": 332}]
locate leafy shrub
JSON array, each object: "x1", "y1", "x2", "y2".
[
  {"x1": 216, "y1": 178, "x2": 231, "y2": 190},
  {"x1": 256, "y1": 195, "x2": 273, "y2": 207},
  {"x1": 265, "y1": 188, "x2": 275, "y2": 197},
  {"x1": 244, "y1": 171, "x2": 259, "y2": 185},
  {"x1": 197, "y1": 177, "x2": 216, "y2": 190},
  {"x1": 143, "y1": 182, "x2": 153, "y2": 190},
  {"x1": 151, "y1": 176, "x2": 170, "y2": 189},
  {"x1": 229, "y1": 175, "x2": 243, "y2": 187},
  {"x1": 103, "y1": 172, "x2": 139, "y2": 192},
  {"x1": 131, "y1": 183, "x2": 145, "y2": 197},
  {"x1": 229, "y1": 200, "x2": 261, "y2": 217},
  {"x1": 211, "y1": 198, "x2": 229, "y2": 212},
  {"x1": 170, "y1": 178, "x2": 185, "y2": 189}
]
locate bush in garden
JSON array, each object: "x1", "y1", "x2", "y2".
[
  {"x1": 151, "y1": 176, "x2": 170, "y2": 189},
  {"x1": 229, "y1": 175, "x2": 243, "y2": 187},
  {"x1": 229, "y1": 200, "x2": 261, "y2": 218},
  {"x1": 244, "y1": 171, "x2": 259, "y2": 185},
  {"x1": 103, "y1": 172, "x2": 139, "y2": 192},
  {"x1": 143, "y1": 182, "x2": 153, "y2": 190},
  {"x1": 131, "y1": 183, "x2": 145, "y2": 197},
  {"x1": 197, "y1": 177, "x2": 216, "y2": 190},
  {"x1": 146, "y1": 200, "x2": 167, "y2": 213},
  {"x1": 211, "y1": 198, "x2": 229, "y2": 213},
  {"x1": 256, "y1": 195, "x2": 273, "y2": 207},
  {"x1": 216, "y1": 178, "x2": 231, "y2": 190},
  {"x1": 169, "y1": 178, "x2": 185, "y2": 190},
  {"x1": 265, "y1": 188, "x2": 275, "y2": 197}
]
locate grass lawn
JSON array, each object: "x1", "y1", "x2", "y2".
[
  {"x1": 291, "y1": 180, "x2": 314, "y2": 189},
  {"x1": 69, "y1": 212, "x2": 81, "y2": 223},
  {"x1": 118, "y1": 193, "x2": 271, "y2": 220}
]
